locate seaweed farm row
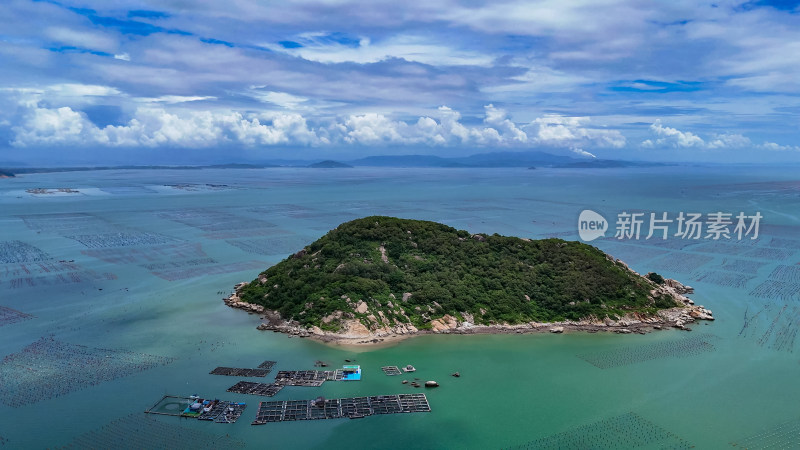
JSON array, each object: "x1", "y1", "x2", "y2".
[
  {"x1": 210, "y1": 360, "x2": 276, "y2": 377},
  {"x1": 0, "y1": 240, "x2": 51, "y2": 264},
  {"x1": 252, "y1": 394, "x2": 431, "y2": 424},
  {"x1": 62, "y1": 413, "x2": 246, "y2": 449},
  {"x1": 0, "y1": 336, "x2": 175, "y2": 407},
  {"x1": 0, "y1": 306, "x2": 34, "y2": 326},
  {"x1": 66, "y1": 232, "x2": 179, "y2": 249},
  {"x1": 739, "y1": 303, "x2": 800, "y2": 353},
  {"x1": 576, "y1": 334, "x2": 716, "y2": 369},
  {"x1": 730, "y1": 417, "x2": 800, "y2": 449},
  {"x1": 509, "y1": 412, "x2": 693, "y2": 449}
]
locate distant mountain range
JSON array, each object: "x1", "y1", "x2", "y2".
[{"x1": 0, "y1": 151, "x2": 670, "y2": 176}]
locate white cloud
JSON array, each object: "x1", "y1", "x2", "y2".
[
  {"x1": 645, "y1": 119, "x2": 705, "y2": 148},
  {"x1": 642, "y1": 122, "x2": 800, "y2": 152},
  {"x1": 11, "y1": 105, "x2": 320, "y2": 148},
  {"x1": 9, "y1": 100, "x2": 631, "y2": 150},
  {"x1": 113, "y1": 53, "x2": 131, "y2": 61},
  {"x1": 484, "y1": 104, "x2": 527, "y2": 143},
  {"x1": 526, "y1": 114, "x2": 626, "y2": 148},
  {"x1": 136, "y1": 95, "x2": 216, "y2": 104},
  {"x1": 247, "y1": 90, "x2": 309, "y2": 109},
  {"x1": 45, "y1": 26, "x2": 118, "y2": 53},
  {"x1": 268, "y1": 33, "x2": 494, "y2": 67}
]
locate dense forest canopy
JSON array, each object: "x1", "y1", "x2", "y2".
[{"x1": 238, "y1": 216, "x2": 675, "y2": 330}]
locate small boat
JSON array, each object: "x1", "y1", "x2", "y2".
[
  {"x1": 451, "y1": 372, "x2": 460, "y2": 378},
  {"x1": 402, "y1": 365, "x2": 416, "y2": 372},
  {"x1": 424, "y1": 381, "x2": 439, "y2": 388}
]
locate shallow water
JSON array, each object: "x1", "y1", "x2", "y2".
[{"x1": 0, "y1": 166, "x2": 799, "y2": 449}]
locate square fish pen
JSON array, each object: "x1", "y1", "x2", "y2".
[
  {"x1": 381, "y1": 366, "x2": 402, "y2": 376},
  {"x1": 226, "y1": 381, "x2": 284, "y2": 397},
  {"x1": 252, "y1": 394, "x2": 430, "y2": 425}
]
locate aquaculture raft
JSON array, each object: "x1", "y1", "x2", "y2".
[
  {"x1": 227, "y1": 381, "x2": 284, "y2": 397},
  {"x1": 252, "y1": 393, "x2": 431, "y2": 424},
  {"x1": 144, "y1": 395, "x2": 246, "y2": 424},
  {"x1": 381, "y1": 366, "x2": 402, "y2": 376},
  {"x1": 209, "y1": 360, "x2": 276, "y2": 377}
]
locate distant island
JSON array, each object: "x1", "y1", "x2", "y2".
[
  {"x1": 0, "y1": 151, "x2": 677, "y2": 177},
  {"x1": 225, "y1": 217, "x2": 713, "y2": 345},
  {"x1": 307, "y1": 160, "x2": 353, "y2": 168}
]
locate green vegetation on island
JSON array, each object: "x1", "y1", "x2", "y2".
[{"x1": 237, "y1": 216, "x2": 679, "y2": 332}]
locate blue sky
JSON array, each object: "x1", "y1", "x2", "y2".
[{"x1": 1, "y1": 0, "x2": 799, "y2": 164}]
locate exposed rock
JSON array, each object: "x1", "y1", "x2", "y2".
[
  {"x1": 292, "y1": 248, "x2": 308, "y2": 259},
  {"x1": 402, "y1": 292, "x2": 412, "y2": 302},
  {"x1": 472, "y1": 234, "x2": 486, "y2": 242},
  {"x1": 549, "y1": 326, "x2": 564, "y2": 333},
  {"x1": 355, "y1": 301, "x2": 369, "y2": 314},
  {"x1": 378, "y1": 245, "x2": 389, "y2": 263}
]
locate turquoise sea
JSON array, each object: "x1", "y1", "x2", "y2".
[{"x1": 1, "y1": 166, "x2": 799, "y2": 449}]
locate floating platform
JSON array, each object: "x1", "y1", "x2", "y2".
[
  {"x1": 274, "y1": 365, "x2": 360, "y2": 386},
  {"x1": 144, "y1": 395, "x2": 246, "y2": 424},
  {"x1": 381, "y1": 366, "x2": 402, "y2": 376},
  {"x1": 252, "y1": 393, "x2": 430, "y2": 424},
  {"x1": 210, "y1": 360, "x2": 276, "y2": 377},
  {"x1": 274, "y1": 370, "x2": 329, "y2": 386},
  {"x1": 227, "y1": 381, "x2": 284, "y2": 397}
]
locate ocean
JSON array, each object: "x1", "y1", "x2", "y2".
[{"x1": 0, "y1": 166, "x2": 798, "y2": 449}]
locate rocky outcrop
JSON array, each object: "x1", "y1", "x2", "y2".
[{"x1": 223, "y1": 276, "x2": 715, "y2": 345}]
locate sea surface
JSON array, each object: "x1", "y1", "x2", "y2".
[{"x1": 0, "y1": 166, "x2": 799, "y2": 449}]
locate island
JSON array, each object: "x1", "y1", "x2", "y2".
[
  {"x1": 307, "y1": 160, "x2": 353, "y2": 168},
  {"x1": 224, "y1": 216, "x2": 713, "y2": 345}
]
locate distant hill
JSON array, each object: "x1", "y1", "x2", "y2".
[
  {"x1": 308, "y1": 160, "x2": 353, "y2": 168},
  {"x1": 552, "y1": 159, "x2": 669, "y2": 168},
  {"x1": 348, "y1": 155, "x2": 459, "y2": 167}
]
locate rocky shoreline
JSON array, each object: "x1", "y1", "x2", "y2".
[{"x1": 223, "y1": 277, "x2": 715, "y2": 346}]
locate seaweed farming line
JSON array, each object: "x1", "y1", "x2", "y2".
[
  {"x1": 508, "y1": 412, "x2": 693, "y2": 449},
  {"x1": 768, "y1": 265, "x2": 800, "y2": 283},
  {"x1": 0, "y1": 336, "x2": 175, "y2": 408},
  {"x1": 749, "y1": 280, "x2": 800, "y2": 302},
  {"x1": 210, "y1": 360, "x2": 276, "y2": 377},
  {"x1": 692, "y1": 270, "x2": 754, "y2": 289},
  {"x1": 140, "y1": 258, "x2": 217, "y2": 271},
  {"x1": 227, "y1": 381, "x2": 284, "y2": 397},
  {"x1": 729, "y1": 417, "x2": 800, "y2": 449},
  {"x1": 0, "y1": 261, "x2": 81, "y2": 280},
  {"x1": 66, "y1": 232, "x2": 180, "y2": 249},
  {"x1": 61, "y1": 413, "x2": 246, "y2": 449},
  {"x1": 82, "y1": 243, "x2": 208, "y2": 264},
  {"x1": 649, "y1": 252, "x2": 714, "y2": 275},
  {"x1": 225, "y1": 236, "x2": 313, "y2": 256},
  {"x1": 718, "y1": 258, "x2": 767, "y2": 274},
  {"x1": 739, "y1": 303, "x2": 800, "y2": 353},
  {"x1": 5, "y1": 270, "x2": 117, "y2": 290},
  {"x1": 252, "y1": 393, "x2": 431, "y2": 424},
  {"x1": 150, "y1": 260, "x2": 266, "y2": 281},
  {"x1": 0, "y1": 240, "x2": 51, "y2": 264},
  {"x1": 0, "y1": 306, "x2": 34, "y2": 326},
  {"x1": 577, "y1": 334, "x2": 717, "y2": 369}
]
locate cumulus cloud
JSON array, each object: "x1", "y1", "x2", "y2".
[
  {"x1": 642, "y1": 121, "x2": 799, "y2": 152},
  {"x1": 9, "y1": 100, "x2": 629, "y2": 150},
  {"x1": 526, "y1": 114, "x2": 626, "y2": 149},
  {"x1": 643, "y1": 120, "x2": 705, "y2": 148},
  {"x1": 11, "y1": 105, "x2": 320, "y2": 148}
]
